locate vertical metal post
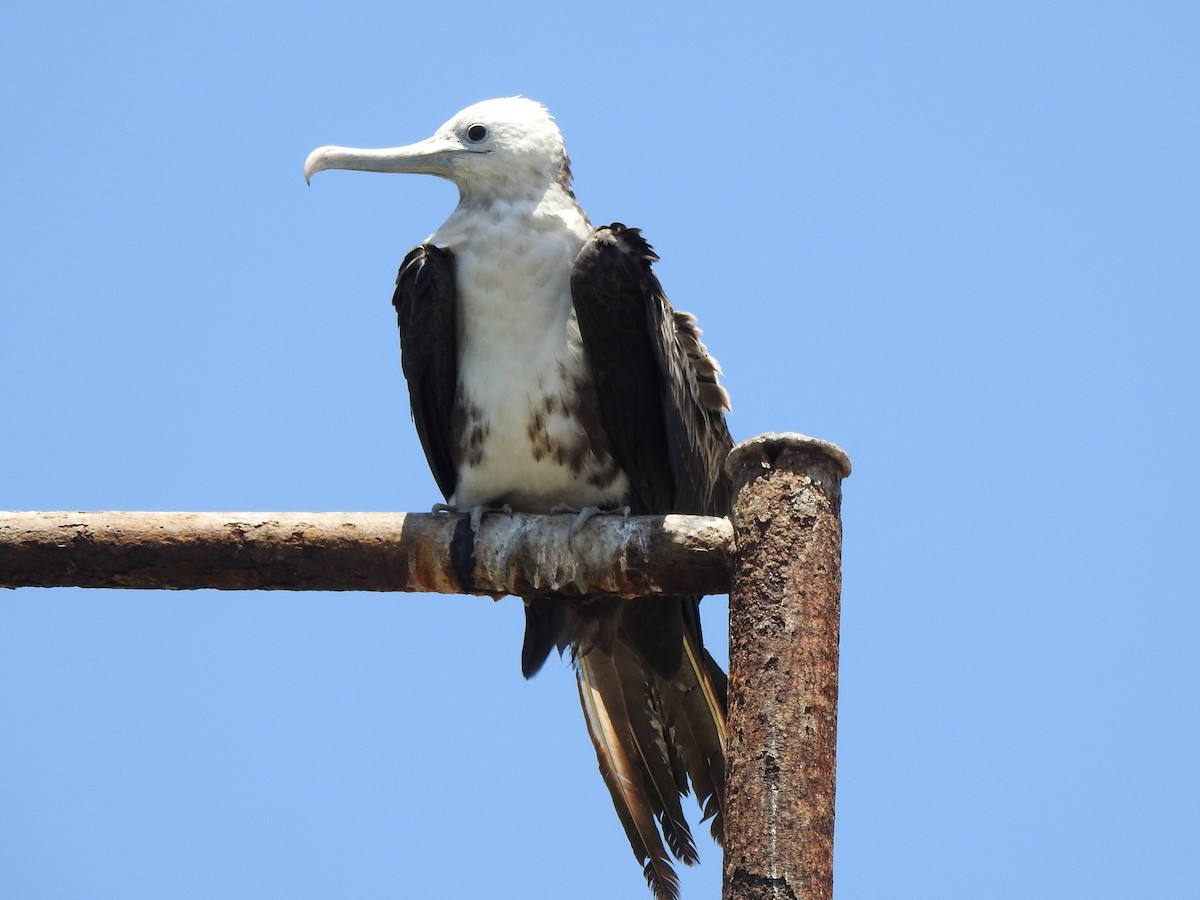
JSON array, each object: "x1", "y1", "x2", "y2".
[{"x1": 722, "y1": 433, "x2": 851, "y2": 900}]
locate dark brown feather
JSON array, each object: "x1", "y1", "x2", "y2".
[
  {"x1": 392, "y1": 245, "x2": 459, "y2": 501},
  {"x1": 578, "y1": 654, "x2": 681, "y2": 900},
  {"x1": 571, "y1": 224, "x2": 733, "y2": 517},
  {"x1": 658, "y1": 632, "x2": 728, "y2": 845},
  {"x1": 609, "y1": 642, "x2": 698, "y2": 866}
]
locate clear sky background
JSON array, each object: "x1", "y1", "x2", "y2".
[{"x1": 2, "y1": 3, "x2": 1196, "y2": 898}]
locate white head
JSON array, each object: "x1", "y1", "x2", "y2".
[{"x1": 304, "y1": 97, "x2": 573, "y2": 202}]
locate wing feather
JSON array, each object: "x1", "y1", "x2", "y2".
[
  {"x1": 570, "y1": 224, "x2": 733, "y2": 517},
  {"x1": 392, "y1": 244, "x2": 458, "y2": 501}
]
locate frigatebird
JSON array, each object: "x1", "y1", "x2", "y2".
[{"x1": 305, "y1": 98, "x2": 732, "y2": 900}]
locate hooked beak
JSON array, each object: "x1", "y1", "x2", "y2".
[{"x1": 304, "y1": 133, "x2": 464, "y2": 184}]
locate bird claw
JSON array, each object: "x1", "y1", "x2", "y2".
[
  {"x1": 553, "y1": 503, "x2": 631, "y2": 549},
  {"x1": 430, "y1": 502, "x2": 512, "y2": 538},
  {"x1": 469, "y1": 503, "x2": 512, "y2": 537}
]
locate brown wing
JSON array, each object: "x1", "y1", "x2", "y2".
[
  {"x1": 570, "y1": 223, "x2": 733, "y2": 517},
  {"x1": 392, "y1": 244, "x2": 458, "y2": 501}
]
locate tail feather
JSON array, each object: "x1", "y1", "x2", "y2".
[
  {"x1": 577, "y1": 655, "x2": 681, "y2": 900},
  {"x1": 575, "y1": 623, "x2": 728, "y2": 899},
  {"x1": 525, "y1": 595, "x2": 728, "y2": 898},
  {"x1": 611, "y1": 650, "x2": 698, "y2": 865},
  {"x1": 661, "y1": 632, "x2": 727, "y2": 844}
]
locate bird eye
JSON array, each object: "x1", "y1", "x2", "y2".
[{"x1": 466, "y1": 123, "x2": 488, "y2": 143}]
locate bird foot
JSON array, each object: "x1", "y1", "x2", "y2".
[
  {"x1": 550, "y1": 503, "x2": 631, "y2": 548},
  {"x1": 469, "y1": 503, "x2": 513, "y2": 537},
  {"x1": 430, "y1": 502, "x2": 513, "y2": 537}
]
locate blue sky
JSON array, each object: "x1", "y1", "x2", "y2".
[{"x1": 2, "y1": 2, "x2": 1197, "y2": 898}]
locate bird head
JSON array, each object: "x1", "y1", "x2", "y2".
[{"x1": 304, "y1": 97, "x2": 572, "y2": 203}]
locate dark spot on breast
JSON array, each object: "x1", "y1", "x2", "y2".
[
  {"x1": 454, "y1": 400, "x2": 489, "y2": 467},
  {"x1": 586, "y1": 460, "x2": 621, "y2": 489},
  {"x1": 527, "y1": 411, "x2": 548, "y2": 462}
]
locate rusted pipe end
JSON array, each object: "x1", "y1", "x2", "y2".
[
  {"x1": 722, "y1": 431, "x2": 849, "y2": 900},
  {"x1": 725, "y1": 432, "x2": 852, "y2": 483}
]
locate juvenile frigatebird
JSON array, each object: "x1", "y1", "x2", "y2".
[{"x1": 306, "y1": 98, "x2": 733, "y2": 900}]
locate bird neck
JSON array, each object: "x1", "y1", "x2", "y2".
[{"x1": 435, "y1": 182, "x2": 590, "y2": 250}]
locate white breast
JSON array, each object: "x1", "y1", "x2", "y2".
[{"x1": 432, "y1": 195, "x2": 630, "y2": 514}]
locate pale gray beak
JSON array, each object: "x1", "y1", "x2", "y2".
[{"x1": 304, "y1": 134, "x2": 463, "y2": 184}]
